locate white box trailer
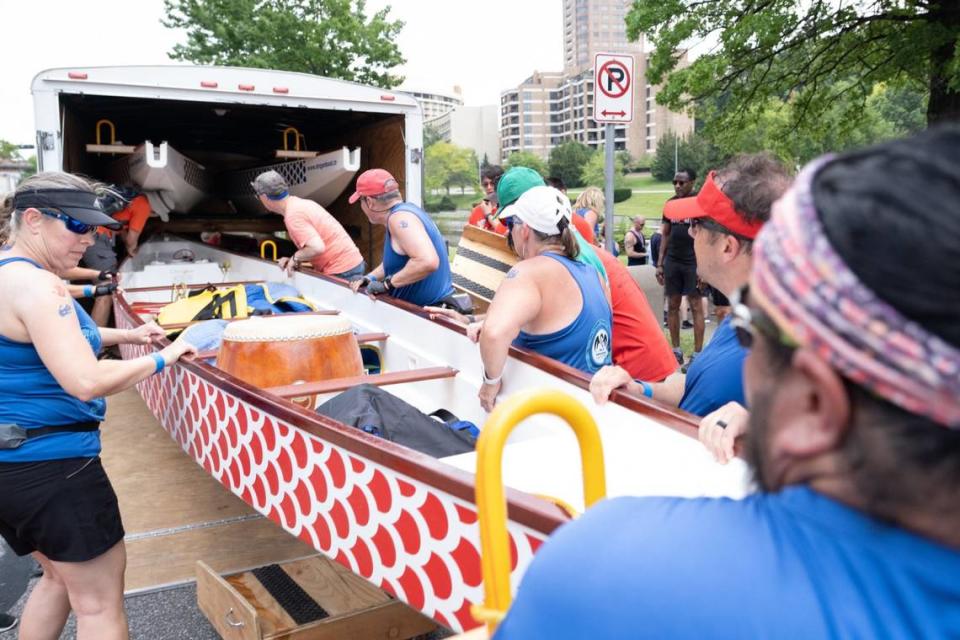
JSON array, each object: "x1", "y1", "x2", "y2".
[{"x1": 31, "y1": 65, "x2": 424, "y2": 264}]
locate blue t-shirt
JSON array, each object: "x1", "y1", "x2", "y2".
[
  {"x1": 495, "y1": 487, "x2": 960, "y2": 639},
  {"x1": 382, "y1": 202, "x2": 454, "y2": 307},
  {"x1": 513, "y1": 253, "x2": 612, "y2": 375},
  {"x1": 678, "y1": 317, "x2": 746, "y2": 416},
  {"x1": 0, "y1": 257, "x2": 105, "y2": 463}
]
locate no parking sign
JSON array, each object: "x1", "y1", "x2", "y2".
[{"x1": 593, "y1": 53, "x2": 635, "y2": 123}]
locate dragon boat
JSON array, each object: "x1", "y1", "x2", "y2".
[{"x1": 114, "y1": 235, "x2": 750, "y2": 633}]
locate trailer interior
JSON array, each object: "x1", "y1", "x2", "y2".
[{"x1": 59, "y1": 93, "x2": 410, "y2": 263}]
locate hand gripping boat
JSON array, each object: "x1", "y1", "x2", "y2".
[{"x1": 114, "y1": 236, "x2": 750, "y2": 633}]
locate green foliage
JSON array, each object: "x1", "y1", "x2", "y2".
[
  {"x1": 652, "y1": 132, "x2": 727, "y2": 187},
  {"x1": 0, "y1": 140, "x2": 22, "y2": 160},
  {"x1": 613, "y1": 188, "x2": 632, "y2": 204},
  {"x1": 423, "y1": 195, "x2": 457, "y2": 213},
  {"x1": 616, "y1": 150, "x2": 635, "y2": 173},
  {"x1": 547, "y1": 142, "x2": 594, "y2": 188},
  {"x1": 505, "y1": 151, "x2": 547, "y2": 176},
  {"x1": 626, "y1": 0, "x2": 959, "y2": 128},
  {"x1": 163, "y1": 0, "x2": 405, "y2": 88},
  {"x1": 581, "y1": 152, "x2": 627, "y2": 190},
  {"x1": 423, "y1": 124, "x2": 443, "y2": 148},
  {"x1": 425, "y1": 142, "x2": 478, "y2": 194}
]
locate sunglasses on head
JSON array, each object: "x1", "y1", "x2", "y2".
[
  {"x1": 730, "y1": 285, "x2": 798, "y2": 350},
  {"x1": 40, "y1": 209, "x2": 96, "y2": 235}
]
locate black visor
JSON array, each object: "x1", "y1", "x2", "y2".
[{"x1": 12, "y1": 189, "x2": 122, "y2": 230}]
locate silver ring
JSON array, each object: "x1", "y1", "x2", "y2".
[{"x1": 716, "y1": 419, "x2": 728, "y2": 429}]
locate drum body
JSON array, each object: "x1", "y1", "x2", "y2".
[{"x1": 218, "y1": 315, "x2": 363, "y2": 388}]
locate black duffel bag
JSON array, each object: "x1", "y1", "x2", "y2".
[{"x1": 315, "y1": 384, "x2": 477, "y2": 457}]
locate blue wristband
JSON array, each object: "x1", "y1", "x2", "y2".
[
  {"x1": 149, "y1": 353, "x2": 165, "y2": 374},
  {"x1": 639, "y1": 381, "x2": 653, "y2": 398},
  {"x1": 82, "y1": 285, "x2": 94, "y2": 298}
]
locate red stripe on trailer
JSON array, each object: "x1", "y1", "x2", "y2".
[
  {"x1": 68, "y1": 72, "x2": 88, "y2": 80},
  {"x1": 201, "y1": 81, "x2": 218, "y2": 88},
  {"x1": 238, "y1": 84, "x2": 255, "y2": 91},
  {"x1": 273, "y1": 86, "x2": 289, "y2": 94}
]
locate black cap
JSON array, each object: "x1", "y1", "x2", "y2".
[{"x1": 12, "y1": 189, "x2": 122, "y2": 230}]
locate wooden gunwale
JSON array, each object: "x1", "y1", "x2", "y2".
[{"x1": 116, "y1": 238, "x2": 702, "y2": 536}]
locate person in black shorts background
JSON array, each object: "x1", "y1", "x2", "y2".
[{"x1": 656, "y1": 168, "x2": 705, "y2": 366}]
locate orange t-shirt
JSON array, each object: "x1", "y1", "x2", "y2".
[
  {"x1": 570, "y1": 213, "x2": 596, "y2": 244},
  {"x1": 595, "y1": 247, "x2": 677, "y2": 382},
  {"x1": 99, "y1": 194, "x2": 152, "y2": 237},
  {"x1": 284, "y1": 196, "x2": 363, "y2": 275},
  {"x1": 468, "y1": 203, "x2": 508, "y2": 235}
]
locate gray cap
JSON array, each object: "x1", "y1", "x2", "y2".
[{"x1": 251, "y1": 170, "x2": 289, "y2": 198}]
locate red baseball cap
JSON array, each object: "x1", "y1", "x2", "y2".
[
  {"x1": 663, "y1": 171, "x2": 764, "y2": 239},
  {"x1": 348, "y1": 169, "x2": 399, "y2": 204}
]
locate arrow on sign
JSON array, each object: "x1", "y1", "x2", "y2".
[{"x1": 601, "y1": 110, "x2": 626, "y2": 117}]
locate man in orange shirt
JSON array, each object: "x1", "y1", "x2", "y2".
[
  {"x1": 252, "y1": 171, "x2": 365, "y2": 278},
  {"x1": 82, "y1": 186, "x2": 152, "y2": 326}
]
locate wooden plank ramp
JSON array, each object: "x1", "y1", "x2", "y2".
[{"x1": 101, "y1": 389, "x2": 317, "y2": 593}]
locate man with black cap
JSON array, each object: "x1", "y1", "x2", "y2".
[
  {"x1": 252, "y1": 170, "x2": 364, "y2": 279},
  {"x1": 591, "y1": 154, "x2": 792, "y2": 417},
  {"x1": 347, "y1": 168, "x2": 457, "y2": 308}
]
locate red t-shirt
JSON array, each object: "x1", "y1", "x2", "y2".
[
  {"x1": 571, "y1": 213, "x2": 596, "y2": 244},
  {"x1": 595, "y1": 248, "x2": 677, "y2": 382},
  {"x1": 468, "y1": 203, "x2": 508, "y2": 235}
]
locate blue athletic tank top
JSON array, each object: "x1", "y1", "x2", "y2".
[
  {"x1": 0, "y1": 257, "x2": 105, "y2": 463},
  {"x1": 382, "y1": 203, "x2": 455, "y2": 307},
  {"x1": 512, "y1": 253, "x2": 612, "y2": 374}
]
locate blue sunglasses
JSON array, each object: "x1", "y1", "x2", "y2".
[{"x1": 40, "y1": 209, "x2": 97, "y2": 235}]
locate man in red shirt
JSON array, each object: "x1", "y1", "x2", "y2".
[
  {"x1": 252, "y1": 171, "x2": 365, "y2": 278},
  {"x1": 467, "y1": 166, "x2": 507, "y2": 235}
]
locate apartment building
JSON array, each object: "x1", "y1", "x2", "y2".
[{"x1": 500, "y1": 0, "x2": 693, "y2": 162}]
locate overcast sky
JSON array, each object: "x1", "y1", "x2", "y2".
[{"x1": 0, "y1": 0, "x2": 566, "y2": 149}]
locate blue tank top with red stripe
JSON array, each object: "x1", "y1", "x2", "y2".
[
  {"x1": 512, "y1": 253, "x2": 612, "y2": 374},
  {"x1": 0, "y1": 257, "x2": 105, "y2": 462}
]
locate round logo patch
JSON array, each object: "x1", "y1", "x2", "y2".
[{"x1": 587, "y1": 320, "x2": 611, "y2": 369}]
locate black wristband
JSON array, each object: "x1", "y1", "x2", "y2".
[{"x1": 382, "y1": 276, "x2": 393, "y2": 291}]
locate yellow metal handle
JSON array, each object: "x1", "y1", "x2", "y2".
[
  {"x1": 282, "y1": 127, "x2": 301, "y2": 151},
  {"x1": 260, "y1": 240, "x2": 278, "y2": 262},
  {"x1": 471, "y1": 388, "x2": 606, "y2": 635},
  {"x1": 95, "y1": 119, "x2": 116, "y2": 145}
]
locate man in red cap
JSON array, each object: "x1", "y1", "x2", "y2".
[
  {"x1": 347, "y1": 169, "x2": 457, "y2": 308},
  {"x1": 591, "y1": 153, "x2": 792, "y2": 417}
]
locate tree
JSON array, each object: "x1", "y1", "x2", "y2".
[
  {"x1": 581, "y1": 151, "x2": 627, "y2": 190},
  {"x1": 505, "y1": 151, "x2": 546, "y2": 176},
  {"x1": 616, "y1": 150, "x2": 635, "y2": 174},
  {"x1": 425, "y1": 142, "x2": 477, "y2": 194},
  {"x1": 164, "y1": 0, "x2": 405, "y2": 88},
  {"x1": 423, "y1": 124, "x2": 443, "y2": 148},
  {"x1": 627, "y1": 0, "x2": 960, "y2": 130},
  {"x1": 547, "y1": 142, "x2": 595, "y2": 187},
  {"x1": 651, "y1": 132, "x2": 726, "y2": 184}
]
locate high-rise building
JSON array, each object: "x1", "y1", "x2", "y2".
[
  {"x1": 500, "y1": 1, "x2": 692, "y2": 163},
  {"x1": 401, "y1": 87, "x2": 464, "y2": 121},
  {"x1": 425, "y1": 105, "x2": 500, "y2": 165}
]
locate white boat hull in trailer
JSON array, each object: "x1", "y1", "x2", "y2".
[
  {"x1": 223, "y1": 146, "x2": 361, "y2": 214},
  {"x1": 114, "y1": 237, "x2": 750, "y2": 632},
  {"x1": 111, "y1": 142, "x2": 210, "y2": 219}
]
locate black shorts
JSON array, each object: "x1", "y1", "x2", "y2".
[
  {"x1": 81, "y1": 234, "x2": 118, "y2": 273},
  {"x1": 663, "y1": 260, "x2": 699, "y2": 297},
  {"x1": 0, "y1": 457, "x2": 124, "y2": 562}
]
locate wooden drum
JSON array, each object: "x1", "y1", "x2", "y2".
[{"x1": 217, "y1": 315, "x2": 363, "y2": 391}]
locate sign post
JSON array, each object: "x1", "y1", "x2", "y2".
[{"x1": 593, "y1": 53, "x2": 635, "y2": 255}]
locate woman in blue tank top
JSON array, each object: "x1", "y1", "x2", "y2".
[
  {"x1": 477, "y1": 186, "x2": 612, "y2": 411},
  {"x1": 0, "y1": 173, "x2": 196, "y2": 640}
]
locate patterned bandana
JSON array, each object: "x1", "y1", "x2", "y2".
[{"x1": 752, "y1": 157, "x2": 960, "y2": 429}]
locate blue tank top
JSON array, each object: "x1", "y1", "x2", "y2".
[
  {"x1": 382, "y1": 203, "x2": 454, "y2": 306},
  {"x1": 0, "y1": 257, "x2": 105, "y2": 463},
  {"x1": 512, "y1": 253, "x2": 612, "y2": 374}
]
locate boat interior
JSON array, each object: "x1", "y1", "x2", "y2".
[{"x1": 118, "y1": 238, "x2": 750, "y2": 513}]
